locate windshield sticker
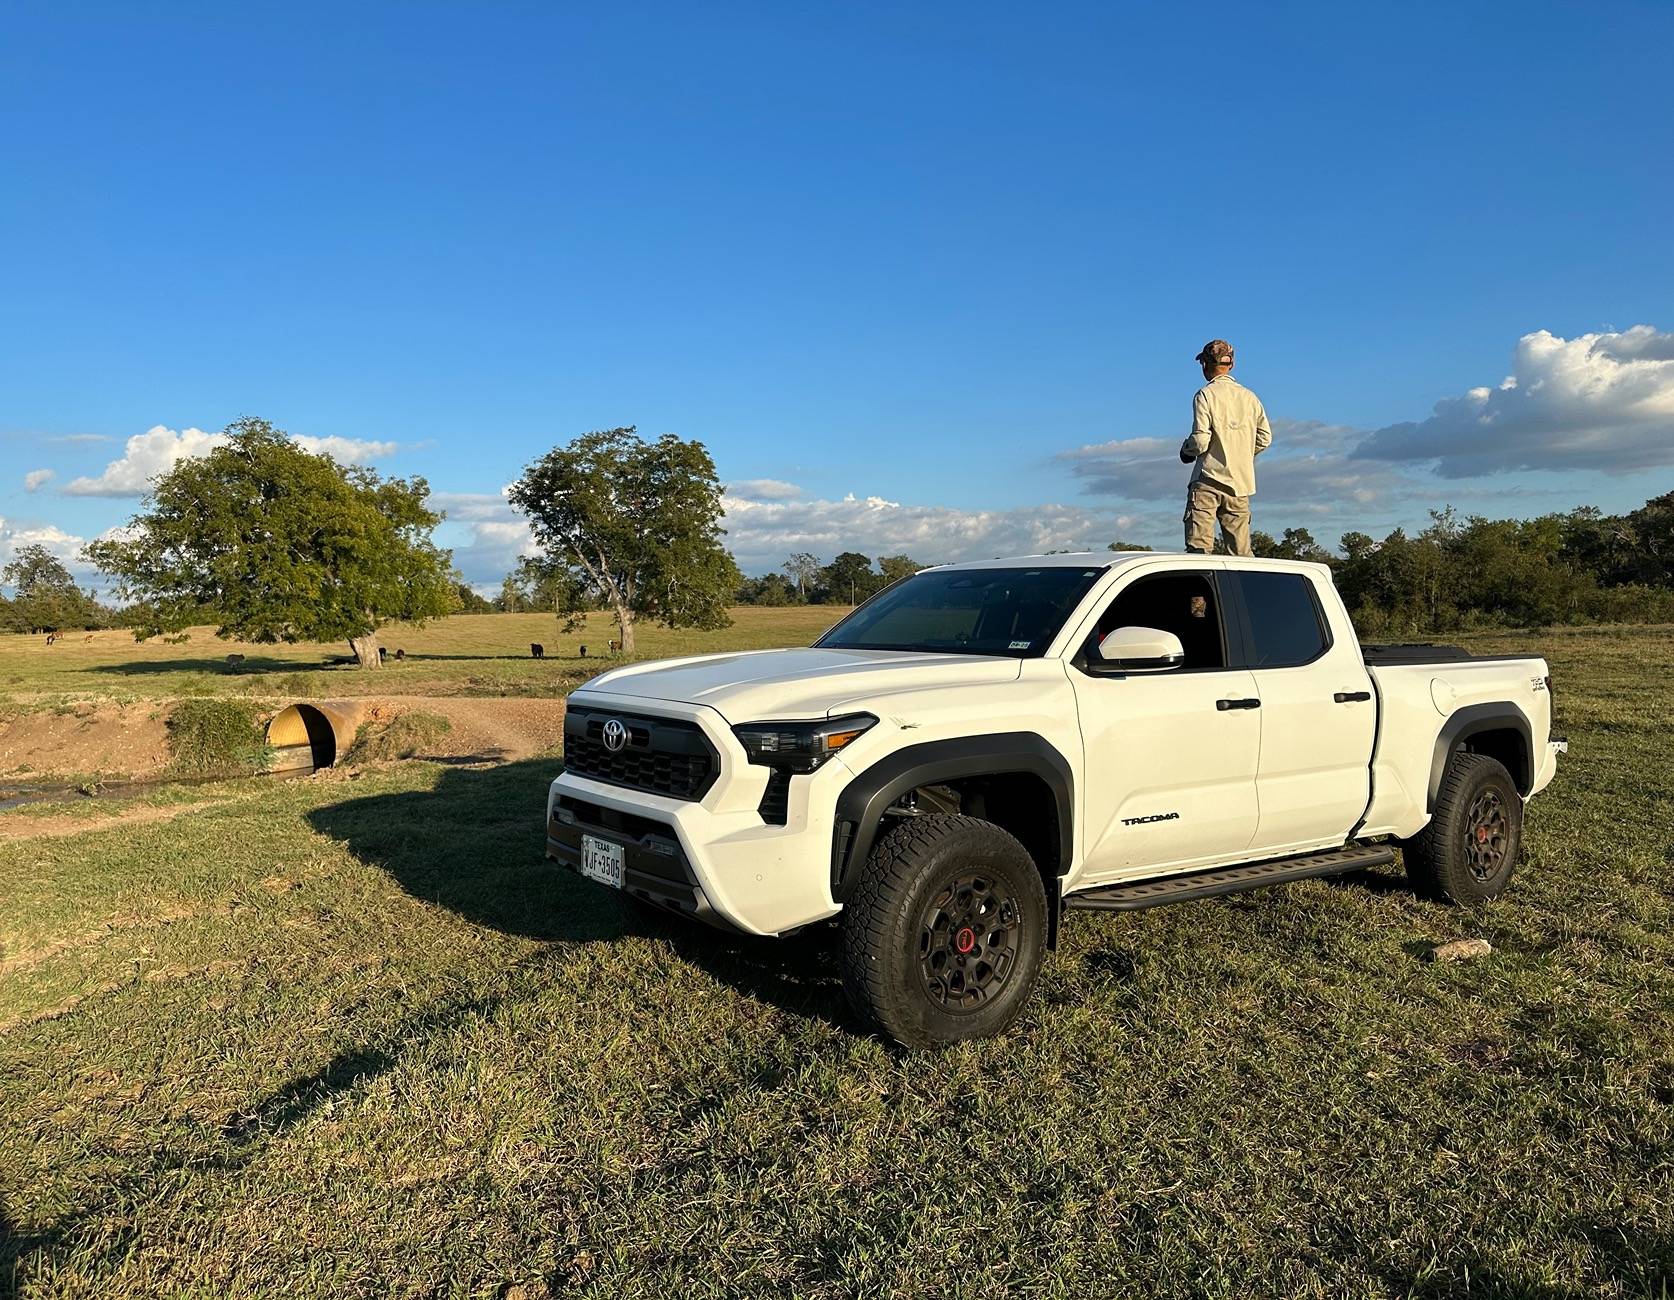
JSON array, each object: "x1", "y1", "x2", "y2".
[{"x1": 1009, "y1": 639, "x2": 1031, "y2": 650}]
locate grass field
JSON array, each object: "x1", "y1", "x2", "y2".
[
  {"x1": 0, "y1": 608, "x2": 844, "y2": 706},
  {"x1": 2, "y1": 619, "x2": 1671, "y2": 1297}
]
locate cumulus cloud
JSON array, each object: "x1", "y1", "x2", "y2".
[
  {"x1": 0, "y1": 515, "x2": 89, "y2": 572},
  {"x1": 62, "y1": 424, "x2": 400, "y2": 496},
  {"x1": 23, "y1": 468, "x2": 54, "y2": 492},
  {"x1": 63, "y1": 426, "x2": 227, "y2": 496},
  {"x1": 431, "y1": 490, "x2": 536, "y2": 586},
  {"x1": 720, "y1": 490, "x2": 1122, "y2": 571},
  {"x1": 727, "y1": 478, "x2": 804, "y2": 501},
  {"x1": 292, "y1": 434, "x2": 399, "y2": 464},
  {"x1": 1353, "y1": 326, "x2": 1674, "y2": 477},
  {"x1": 1056, "y1": 419, "x2": 1405, "y2": 510}
]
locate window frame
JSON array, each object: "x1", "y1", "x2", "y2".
[
  {"x1": 1224, "y1": 569, "x2": 1334, "y2": 671},
  {"x1": 1071, "y1": 568, "x2": 1244, "y2": 678}
]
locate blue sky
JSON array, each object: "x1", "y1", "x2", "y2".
[{"x1": 3, "y1": 1, "x2": 1672, "y2": 587}]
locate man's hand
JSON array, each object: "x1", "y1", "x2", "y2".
[{"x1": 1179, "y1": 439, "x2": 1197, "y2": 464}]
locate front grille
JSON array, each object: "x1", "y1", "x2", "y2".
[{"x1": 563, "y1": 708, "x2": 719, "y2": 800}]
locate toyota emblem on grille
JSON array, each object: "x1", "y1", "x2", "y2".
[{"x1": 601, "y1": 718, "x2": 630, "y2": 753}]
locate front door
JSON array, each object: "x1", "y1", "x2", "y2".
[{"x1": 1070, "y1": 569, "x2": 1261, "y2": 883}]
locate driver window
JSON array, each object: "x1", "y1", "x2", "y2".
[{"x1": 1086, "y1": 572, "x2": 1226, "y2": 670}]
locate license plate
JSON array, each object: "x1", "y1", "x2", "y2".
[{"x1": 580, "y1": 834, "x2": 625, "y2": 889}]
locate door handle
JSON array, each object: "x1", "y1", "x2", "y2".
[
  {"x1": 1216, "y1": 698, "x2": 1261, "y2": 710},
  {"x1": 1333, "y1": 691, "x2": 1372, "y2": 703}
]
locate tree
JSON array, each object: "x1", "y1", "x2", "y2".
[
  {"x1": 507, "y1": 427, "x2": 739, "y2": 655},
  {"x1": 877, "y1": 554, "x2": 925, "y2": 588},
  {"x1": 84, "y1": 417, "x2": 455, "y2": 668},
  {"x1": 2, "y1": 544, "x2": 101, "y2": 631},
  {"x1": 514, "y1": 553, "x2": 586, "y2": 616},
  {"x1": 737, "y1": 572, "x2": 797, "y2": 605},
  {"x1": 453, "y1": 582, "x2": 495, "y2": 614},
  {"x1": 1250, "y1": 526, "x2": 1333, "y2": 564},
  {"x1": 783, "y1": 552, "x2": 821, "y2": 602},
  {"x1": 1107, "y1": 539, "x2": 1153, "y2": 552},
  {"x1": 818, "y1": 552, "x2": 879, "y2": 605}
]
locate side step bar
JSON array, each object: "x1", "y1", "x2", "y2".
[{"x1": 1063, "y1": 843, "x2": 1396, "y2": 913}]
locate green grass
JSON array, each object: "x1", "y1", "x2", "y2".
[
  {"x1": 1, "y1": 624, "x2": 1671, "y2": 1297},
  {"x1": 0, "y1": 608, "x2": 844, "y2": 706},
  {"x1": 164, "y1": 698, "x2": 271, "y2": 776}
]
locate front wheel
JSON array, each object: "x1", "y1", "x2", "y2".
[{"x1": 840, "y1": 815, "x2": 1048, "y2": 1048}]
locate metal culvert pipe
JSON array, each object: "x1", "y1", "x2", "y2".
[{"x1": 266, "y1": 700, "x2": 374, "y2": 772}]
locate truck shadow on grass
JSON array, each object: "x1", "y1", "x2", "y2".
[{"x1": 304, "y1": 758, "x2": 856, "y2": 1031}]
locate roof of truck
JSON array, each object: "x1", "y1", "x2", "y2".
[
  {"x1": 931, "y1": 550, "x2": 1333, "y2": 576},
  {"x1": 931, "y1": 550, "x2": 1148, "y2": 572}
]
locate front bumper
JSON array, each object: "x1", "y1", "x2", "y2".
[
  {"x1": 546, "y1": 794, "x2": 740, "y2": 932},
  {"x1": 545, "y1": 691, "x2": 856, "y2": 936}
]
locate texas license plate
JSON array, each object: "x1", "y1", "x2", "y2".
[{"x1": 580, "y1": 834, "x2": 625, "y2": 888}]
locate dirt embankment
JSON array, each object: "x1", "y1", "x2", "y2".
[
  {"x1": 361, "y1": 696, "x2": 567, "y2": 764},
  {"x1": 0, "y1": 702, "x2": 170, "y2": 779},
  {"x1": 0, "y1": 696, "x2": 568, "y2": 780}
]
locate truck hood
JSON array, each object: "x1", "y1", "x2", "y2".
[{"x1": 573, "y1": 647, "x2": 1022, "y2": 722}]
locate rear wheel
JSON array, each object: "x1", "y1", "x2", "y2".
[
  {"x1": 840, "y1": 814, "x2": 1047, "y2": 1048},
  {"x1": 1402, "y1": 751, "x2": 1523, "y2": 904}
]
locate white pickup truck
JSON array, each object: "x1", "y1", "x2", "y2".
[{"x1": 546, "y1": 552, "x2": 1564, "y2": 1047}]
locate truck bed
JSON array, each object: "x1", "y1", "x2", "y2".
[{"x1": 1362, "y1": 643, "x2": 1532, "y2": 667}]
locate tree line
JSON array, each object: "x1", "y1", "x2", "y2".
[{"x1": 20, "y1": 413, "x2": 1671, "y2": 666}]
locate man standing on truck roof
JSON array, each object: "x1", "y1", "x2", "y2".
[{"x1": 1180, "y1": 338, "x2": 1271, "y2": 556}]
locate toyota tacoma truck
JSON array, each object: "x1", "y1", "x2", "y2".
[{"x1": 546, "y1": 553, "x2": 1564, "y2": 1047}]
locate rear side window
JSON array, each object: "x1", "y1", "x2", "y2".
[{"x1": 1235, "y1": 572, "x2": 1329, "y2": 668}]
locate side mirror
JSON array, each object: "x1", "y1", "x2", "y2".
[{"x1": 1095, "y1": 625, "x2": 1185, "y2": 672}]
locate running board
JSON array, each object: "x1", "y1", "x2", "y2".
[{"x1": 1063, "y1": 843, "x2": 1396, "y2": 912}]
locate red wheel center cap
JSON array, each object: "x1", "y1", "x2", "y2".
[
  {"x1": 955, "y1": 927, "x2": 977, "y2": 954},
  {"x1": 1477, "y1": 826, "x2": 1490, "y2": 843}
]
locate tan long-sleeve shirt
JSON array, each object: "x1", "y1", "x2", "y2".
[{"x1": 1181, "y1": 374, "x2": 1271, "y2": 496}]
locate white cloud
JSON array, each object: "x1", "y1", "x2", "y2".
[
  {"x1": 0, "y1": 515, "x2": 90, "y2": 574},
  {"x1": 720, "y1": 490, "x2": 1120, "y2": 571},
  {"x1": 1055, "y1": 420, "x2": 1407, "y2": 510},
  {"x1": 1354, "y1": 325, "x2": 1674, "y2": 477},
  {"x1": 728, "y1": 478, "x2": 804, "y2": 501},
  {"x1": 292, "y1": 434, "x2": 399, "y2": 464},
  {"x1": 63, "y1": 425, "x2": 227, "y2": 496},
  {"x1": 432, "y1": 491, "x2": 537, "y2": 585},
  {"x1": 62, "y1": 424, "x2": 400, "y2": 496},
  {"x1": 23, "y1": 468, "x2": 54, "y2": 492},
  {"x1": 44, "y1": 433, "x2": 113, "y2": 445}
]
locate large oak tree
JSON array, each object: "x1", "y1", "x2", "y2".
[
  {"x1": 508, "y1": 426, "x2": 738, "y2": 654},
  {"x1": 85, "y1": 417, "x2": 454, "y2": 667}
]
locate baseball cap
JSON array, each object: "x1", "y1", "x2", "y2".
[{"x1": 1195, "y1": 339, "x2": 1234, "y2": 365}]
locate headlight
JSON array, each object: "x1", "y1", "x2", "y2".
[{"x1": 732, "y1": 714, "x2": 877, "y2": 774}]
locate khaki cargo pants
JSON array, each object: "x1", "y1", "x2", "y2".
[{"x1": 1184, "y1": 478, "x2": 1251, "y2": 556}]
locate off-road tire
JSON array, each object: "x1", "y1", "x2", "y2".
[
  {"x1": 1401, "y1": 751, "x2": 1523, "y2": 904},
  {"x1": 841, "y1": 814, "x2": 1048, "y2": 1048}
]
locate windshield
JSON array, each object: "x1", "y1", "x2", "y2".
[{"x1": 815, "y1": 566, "x2": 1105, "y2": 657}]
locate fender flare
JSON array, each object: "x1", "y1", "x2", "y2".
[
  {"x1": 1427, "y1": 702, "x2": 1534, "y2": 811},
  {"x1": 830, "y1": 733, "x2": 1075, "y2": 902}
]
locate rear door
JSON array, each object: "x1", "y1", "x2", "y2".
[
  {"x1": 1069, "y1": 567, "x2": 1261, "y2": 882},
  {"x1": 1227, "y1": 569, "x2": 1376, "y2": 856}
]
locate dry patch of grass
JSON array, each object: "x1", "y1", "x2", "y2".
[{"x1": 343, "y1": 711, "x2": 453, "y2": 764}]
